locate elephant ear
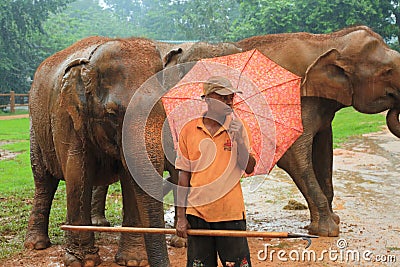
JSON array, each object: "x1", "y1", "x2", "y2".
[
  {"x1": 302, "y1": 49, "x2": 353, "y2": 106},
  {"x1": 163, "y1": 48, "x2": 183, "y2": 67},
  {"x1": 60, "y1": 58, "x2": 90, "y2": 132}
]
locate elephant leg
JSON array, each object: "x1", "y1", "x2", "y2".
[
  {"x1": 278, "y1": 134, "x2": 339, "y2": 237},
  {"x1": 312, "y1": 127, "x2": 340, "y2": 225},
  {"x1": 25, "y1": 133, "x2": 59, "y2": 250},
  {"x1": 91, "y1": 185, "x2": 110, "y2": 226},
  {"x1": 115, "y1": 170, "x2": 149, "y2": 266},
  {"x1": 63, "y1": 138, "x2": 100, "y2": 267}
]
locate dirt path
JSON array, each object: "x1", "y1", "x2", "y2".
[
  {"x1": 0, "y1": 114, "x2": 29, "y2": 120},
  {"x1": 1, "y1": 129, "x2": 399, "y2": 266}
]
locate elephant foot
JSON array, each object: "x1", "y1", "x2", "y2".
[
  {"x1": 169, "y1": 235, "x2": 187, "y2": 248},
  {"x1": 115, "y1": 249, "x2": 148, "y2": 267},
  {"x1": 307, "y1": 216, "x2": 339, "y2": 237},
  {"x1": 64, "y1": 251, "x2": 101, "y2": 267},
  {"x1": 91, "y1": 215, "x2": 111, "y2": 227},
  {"x1": 332, "y1": 212, "x2": 340, "y2": 225},
  {"x1": 24, "y1": 233, "x2": 51, "y2": 250},
  {"x1": 114, "y1": 259, "x2": 149, "y2": 267}
]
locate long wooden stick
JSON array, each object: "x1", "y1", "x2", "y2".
[{"x1": 61, "y1": 225, "x2": 318, "y2": 239}]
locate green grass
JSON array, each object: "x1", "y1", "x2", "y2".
[
  {"x1": 0, "y1": 118, "x2": 30, "y2": 141},
  {"x1": 0, "y1": 107, "x2": 387, "y2": 260},
  {"x1": 0, "y1": 109, "x2": 29, "y2": 116},
  {"x1": 332, "y1": 107, "x2": 385, "y2": 147}
]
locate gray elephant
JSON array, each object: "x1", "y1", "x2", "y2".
[
  {"x1": 163, "y1": 26, "x2": 400, "y2": 237},
  {"x1": 25, "y1": 36, "x2": 170, "y2": 266}
]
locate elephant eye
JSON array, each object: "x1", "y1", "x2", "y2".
[{"x1": 381, "y1": 68, "x2": 393, "y2": 79}]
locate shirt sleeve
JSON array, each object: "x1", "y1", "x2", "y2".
[{"x1": 175, "y1": 126, "x2": 191, "y2": 172}]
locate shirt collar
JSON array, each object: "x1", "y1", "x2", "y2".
[{"x1": 196, "y1": 113, "x2": 232, "y2": 137}]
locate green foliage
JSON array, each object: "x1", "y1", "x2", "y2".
[
  {"x1": 0, "y1": 0, "x2": 73, "y2": 94},
  {"x1": 228, "y1": 0, "x2": 399, "y2": 43},
  {"x1": 2, "y1": 0, "x2": 400, "y2": 95},
  {"x1": 37, "y1": 0, "x2": 146, "y2": 53}
]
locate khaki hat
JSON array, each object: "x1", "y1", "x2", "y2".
[{"x1": 202, "y1": 76, "x2": 242, "y2": 97}]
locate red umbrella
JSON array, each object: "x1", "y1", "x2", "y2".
[{"x1": 162, "y1": 49, "x2": 302, "y2": 177}]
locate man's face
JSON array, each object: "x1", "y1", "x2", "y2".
[{"x1": 206, "y1": 92, "x2": 235, "y2": 116}]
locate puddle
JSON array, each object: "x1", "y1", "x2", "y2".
[{"x1": 0, "y1": 141, "x2": 20, "y2": 160}]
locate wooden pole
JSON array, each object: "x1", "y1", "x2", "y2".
[
  {"x1": 61, "y1": 225, "x2": 318, "y2": 239},
  {"x1": 10, "y1": 91, "x2": 15, "y2": 113}
]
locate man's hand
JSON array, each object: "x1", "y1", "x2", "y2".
[
  {"x1": 176, "y1": 216, "x2": 190, "y2": 238},
  {"x1": 229, "y1": 118, "x2": 245, "y2": 143}
]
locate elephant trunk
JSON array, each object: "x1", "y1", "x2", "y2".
[
  {"x1": 386, "y1": 109, "x2": 400, "y2": 138},
  {"x1": 122, "y1": 75, "x2": 170, "y2": 267}
]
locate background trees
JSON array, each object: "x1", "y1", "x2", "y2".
[
  {"x1": 0, "y1": 0, "x2": 73, "y2": 93},
  {"x1": 1, "y1": 0, "x2": 400, "y2": 93}
]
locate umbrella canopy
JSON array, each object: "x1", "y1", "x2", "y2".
[{"x1": 162, "y1": 49, "x2": 303, "y2": 176}]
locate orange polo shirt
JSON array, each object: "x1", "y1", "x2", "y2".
[{"x1": 175, "y1": 115, "x2": 252, "y2": 222}]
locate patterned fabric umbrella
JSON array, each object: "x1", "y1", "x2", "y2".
[{"x1": 162, "y1": 49, "x2": 303, "y2": 175}]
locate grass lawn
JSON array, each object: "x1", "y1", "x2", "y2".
[
  {"x1": 332, "y1": 107, "x2": 386, "y2": 147},
  {"x1": 0, "y1": 107, "x2": 386, "y2": 259},
  {"x1": 0, "y1": 110, "x2": 29, "y2": 116}
]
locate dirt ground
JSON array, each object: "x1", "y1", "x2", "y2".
[
  {"x1": 1, "y1": 128, "x2": 399, "y2": 266},
  {"x1": 0, "y1": 114, "x2": 29, "y2": 120}
]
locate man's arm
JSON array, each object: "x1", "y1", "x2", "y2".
[
  {"x1": 229, "y1": 118, "x2": 256, "y2": 174},
  {"x1": 176, "y1": 170, "x2": 191, "y2": 238},
  {"x1": 236, "y1": 138, "x2": 256, "y2": 174}
]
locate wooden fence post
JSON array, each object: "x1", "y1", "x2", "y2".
[{"x1": 10, "y1": 90, "x2": 15, "y2": 113}]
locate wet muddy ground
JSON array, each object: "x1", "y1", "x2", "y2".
[{"x1": 1, "y1": 128, "x2": 399, "y2": 266}]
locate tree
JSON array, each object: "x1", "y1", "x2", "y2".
[
  {"x1": 174, "y1": 0, "x2": 239, "y2": 42},
  {"x1": 0, "y1": 0, "x2": 73, "y2": 93},
  {"x1": 102, "y1": 0, "x2": 239, "y2": 42},
  {"x1": 37, "y1": 0, "x2": 145, "y2": 54},
  {"x1": 228, "y1": 0, "x2": 399, "y2": 48}
]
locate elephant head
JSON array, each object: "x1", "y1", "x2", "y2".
[
  {"x1": 161, "y1": 41, "x2": 242, "y2": 84},
  {"x1": 300, "y1": 28, "x2": 400, "y2": 137}
]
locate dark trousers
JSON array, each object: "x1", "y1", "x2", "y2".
[{"x1": 186, "y1": 215, "x2": 251, "y2": 267}]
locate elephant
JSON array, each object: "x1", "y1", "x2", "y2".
[
  {"x1": 24, "y1": 36, "x2": 170, "y2": 266},
  {"x1": 88, "y1": 41, "x2": 242, "y2": 249},
  {"x1": 163, "y1": 26, "x2": 400, "y2": 237}
]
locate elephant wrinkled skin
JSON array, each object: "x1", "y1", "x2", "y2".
[
  {"x1": 25, "y1": 36, "x2": 170, "y2": 266},
  {"x1": 164, "y1": 26, "x2": 400, "y2": 237},
  {"x1": 237, "y1": 26, "x2": 400, "y2": 237}
]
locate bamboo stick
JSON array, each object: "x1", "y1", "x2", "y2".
[{"x1": 61, "y1": 225, "x2": 318, "y2": 239}]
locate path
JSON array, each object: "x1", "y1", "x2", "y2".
[{"x1": 0, "y1": 114, "x2": 29, "y2": 120}]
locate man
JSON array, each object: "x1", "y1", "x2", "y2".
[{"x1": 175, "y1": 76, "x2": 256, "y2": 267}]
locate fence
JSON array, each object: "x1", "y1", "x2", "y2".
[{"x1": 0, "y1": 91, "x2": 29, "y2": 113}]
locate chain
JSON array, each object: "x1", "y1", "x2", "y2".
[
  {"x1": 78, "y1": 130, "x2": 86, "y2": 256},
  {"x1": 66, "y1": 245, "x2": 99, "y2": 262}
]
